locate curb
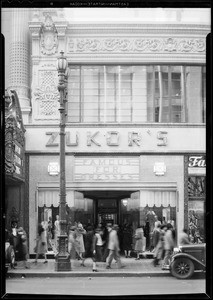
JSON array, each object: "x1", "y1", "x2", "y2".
[{"x1": 7, "y1": 271, "x2": 171, "y2": 278}]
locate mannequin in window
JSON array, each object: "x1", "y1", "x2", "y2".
[{"x1": 54, "y1": 215, "x2": 60, "y2": 252}]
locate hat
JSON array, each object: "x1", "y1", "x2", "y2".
[
  {"x1": 113, "y1": 224, "x2": 119, "y2": 229},
  {"x1": 106, "y1": 223, "x2": 112, "y2": 228},
  {"x1": 161, "y1": 224, "x2": 167, "y2": 230},
  {"x1": 70, "y1": 226, "x2": 76, "y2": 231},
  {"x1": 77, "y1": 223, "x2": 83, "y2": 228},
  {"x1": 95, "y1": 227, "x2": 101, "y2": 232}
]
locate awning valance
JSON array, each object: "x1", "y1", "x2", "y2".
[
  {"x1": 38, "y1": 190, "x2": 75, "y2": 207},
  {"x1": 140, "y1": 190, "x2": 176, "y2": 207}
]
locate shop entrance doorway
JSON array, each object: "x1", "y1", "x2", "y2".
[
  {"x1": 82, "y1": 190, "x2": 135, "y2": 226},
  {"x1": 97, "y1": 199, "x2": 118, "y2": 225}
]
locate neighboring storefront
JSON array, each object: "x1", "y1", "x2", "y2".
[
  {"x1": 5, "y1": 89, "x2": 26, "y2": 230},
  {"x1": 186, "y1": 155, "x2": 206, "y2": 243}
]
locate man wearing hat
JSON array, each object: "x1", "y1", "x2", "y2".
[{"x1": 106, "y1": 224, "x2": 123, "y2": 269}]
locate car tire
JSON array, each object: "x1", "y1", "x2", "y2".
[
  {"x1": 6, "y1": 245, "x2": 15, "y2": 269},
  {"x1": 170, "y1": 257, "x2": 194, "y2": 279}
]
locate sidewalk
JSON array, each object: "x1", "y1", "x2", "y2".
[{"x1": 7, "y1": 255, "x2": 171, "y2": 278}]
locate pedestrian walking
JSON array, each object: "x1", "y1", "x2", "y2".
[
  {"x1": 152, "y1": 223, "x2": 166, "y2": 267},
  {"x1": 93, "y1": 226, "x2": 104, "y2": 262},
  {"x1": 152, "y1": 221, "x2": 161, "y2": 253},
  {"x1": 67, "y1": 224, "x2": 78, "y2": 259},
  {"x1": 34, "y1": 223, "x2": 48, "y2": 264},
  {"x1": 106, "y1": 224, "x2": 123, "y2": 269},
  {"x1": 122, "y1": 224, "x2": 133, "y2": 258},
  {"x1": 9, "y1": 221, "x2": 30, "y2": 268},
  {"x1": 75, "y1": 223, "x2": 86, "y2": 266},
  {"x1": 162, "y1": 223, "x2": 175, "y2": 270},
  {"x1": 134, "y1": 225, "x2": 144, "y2": 260},
  {"x1": 102, "y1": 224, "x2": 109, "y2": 262},
  {"x1": 84, "y1": 225, "x2": 99, "y2": 272},
  {"x1": 179, "y1": 228, "x2": 191, "y2": 245}
]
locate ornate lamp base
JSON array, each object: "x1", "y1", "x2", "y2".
[{"x1": 55, "y1": 235, "x2": 71, "y2": 271}]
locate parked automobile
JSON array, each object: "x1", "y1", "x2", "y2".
[
  {"x1": 170, "y1": 243, "x2": 206, "y2": 279},
  {"x1": 5, "y1": 230, "x2": 15, "y2": 273}
]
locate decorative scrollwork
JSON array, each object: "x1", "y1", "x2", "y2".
[
  {"x1": 34, "y1": 70, "x2": 59, "y2": 117},
  {"x1": 68, "y1": 37, "x2": 205, "y2": 53},
  {"x1": 40, "y1": 14, "x2": 58, "y2": 55}
]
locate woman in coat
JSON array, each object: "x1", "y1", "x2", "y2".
[
  {"x1": 67, "y1": 225, "x2": 78, "y2": 259},
  {"x1": 122, "y1": 225, "x2": 133, "y2": 258},
  {"x1": 34, "y1": 223, "x2": 48, "y2": 264},
  {"x1": 10, "y1": 222, "x2": 30, "y2": 268},
  {"x1": 75, "y1": 223, "x2": 86, "y2": 266},
  {"x1": 134, "y1": 226, "x2": 144, "y2": 260}
]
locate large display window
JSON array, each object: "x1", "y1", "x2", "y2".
[
  {"x1": 67, "y1": 65, "x2": 206, "y2": 124},
  {"x1": 188, "y1": 176, "x2": 205, "y2": 243}
]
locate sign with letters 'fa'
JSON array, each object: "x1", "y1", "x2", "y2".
[{"x1": 188, "y1": 156, "x2": 206, "y2": 168}]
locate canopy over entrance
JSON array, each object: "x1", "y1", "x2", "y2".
[{"x1": 82, "y1": 190, "x2": 134, "y2": 200}]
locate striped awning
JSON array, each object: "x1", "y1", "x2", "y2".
[
  {"x1": 38, "y1": 190, "x2": 75, "y2": 207},
  {"x1": 140, "y1": 190, "x2": 176, "y2": 207}
]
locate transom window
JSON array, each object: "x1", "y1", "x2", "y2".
[{"x1": 67, "y1": 65, "x2": 206, "y2": 124}]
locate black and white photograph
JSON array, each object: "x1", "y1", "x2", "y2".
[{"x1": 1, "y1": 2, "x2": 211, "y2": 298}]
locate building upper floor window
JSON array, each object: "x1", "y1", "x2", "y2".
[{"x1": 67, "y1": 65, "x2": 206, "y2": 124}]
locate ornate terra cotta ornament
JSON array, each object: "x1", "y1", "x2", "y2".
[
  {"x1": 40, "y1": 14, "x2": 58, "y2": 55},
  {"x1": 67, "y1": 37, "x2": 205, "y2": 53},
  {"x1": 34, "y1": 70, "x2": 60, "y2": 117}
]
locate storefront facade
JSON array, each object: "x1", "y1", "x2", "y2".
[
  {"x1": 2, "y1": 8, "x2": 209, "y2": 254},
  {"x1": 5, "y1": 89, "x2": 26, "y2": 230}
]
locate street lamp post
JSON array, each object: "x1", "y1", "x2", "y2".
[{"x1": 55, "y1": 50, "x2": 71, "y2": 271}]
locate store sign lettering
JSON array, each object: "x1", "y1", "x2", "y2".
[
  {"x1": 188, "y1": 156, "x2": 206, "y2": 167},
  {"x1": 45, "y1": 131, "x2": 168, "y2": 147},
  {"x1": 74, "y1": 157, "x2": 139, "y2": 181}
]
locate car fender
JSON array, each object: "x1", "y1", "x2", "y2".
[{"x1": 171, "y1": 253, "x2": 205, "y2": 268}]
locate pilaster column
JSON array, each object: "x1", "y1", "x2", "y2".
[{"x1": 9, "y1": 8, "x2": 31, "y2": 123}]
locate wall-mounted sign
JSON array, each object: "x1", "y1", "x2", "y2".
[
  {"x1": 74, "y1": 157, "x2": 140, "y2": 181},
  {"x1": 25, "y1": 126, "x2": 206, "y2": 153},
  {"x1": 188, "y1": 156, "x2": 206, "y2": 168},
  {"x1": 45, "y1": 130, "x2": 168, "y2": 148}
]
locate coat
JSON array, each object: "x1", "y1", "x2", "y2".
[
  {"x1": 179, "y1": 232, "x2": 190, "y2": 246},
  {"x1": 107, "y1": 229, "x2": 120, "y2": 251},
  {"x1": 164, "y1": 229, "x2": 175, "y2": 250},
  {"x1": 36, "y1": 229, "x2": 48, "y2": 254},
  {"x1": 75, "y1": 228, "x2": 86, "y2": 253},
  {"x1": 10, "y1": 227, "x2": 28, "y2": 261},
  {"x1": 134, "y1": 228, "x2": 144, "y2": 251},
  {"x1": 122, "y1": 227, "x2": 133, "y2": 251},
  {"x1": 152, "y1": 229, "x2": 161, "y2": 248},
  {"x1": 84, "y1": 230, "x2": 95, "y2": 258}
]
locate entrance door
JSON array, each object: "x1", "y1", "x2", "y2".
[{"x1": 96, "y1": 199, "x2": 118, "y2": 225}]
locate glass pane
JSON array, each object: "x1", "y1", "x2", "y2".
[
  {"x1": 188, "y1": 200, "x2": 205, "y2": 243},
  {"x1": 186, "y1": 66, "x2": 203, "y2": 123},
  {"x1": 202, "y1": 66, "x2": 206, "y2": 123}
]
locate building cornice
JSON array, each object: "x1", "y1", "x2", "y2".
[
  {"x1": 66, "y1": 23, "x2": 210, "y2": 36},
  {"x1": 24, "y1": 123, "x2": 206, "y2": 128}
]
